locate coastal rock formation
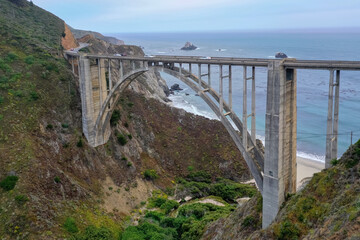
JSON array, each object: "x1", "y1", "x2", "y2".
[
  {"x1": 69, "y1": 26, "x2": 124, "y2": 45},
  {"x1": 170, "y1": 84, "x2": 183, "y2": 91},
  {"x1": 275, "y1": 52, "x2": 288, "y2": 58},
  {"x1": 61, "y1": 23, "x2": 79, "y2": 50},
  {"x1": 181, "y1": 41, "x2": 198, "y2": 50}
]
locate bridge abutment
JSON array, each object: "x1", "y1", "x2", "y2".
[{"x1": 262, "y1": 60, "x2": 297, "y2": 228}]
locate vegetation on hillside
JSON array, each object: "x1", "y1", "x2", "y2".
[{"x1": 202, "y1": 139, "x2": 360, "y2": 240}]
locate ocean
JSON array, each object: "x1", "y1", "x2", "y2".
[{"x1": 112, "y1": 31, "x2": 360, "y2": 162}]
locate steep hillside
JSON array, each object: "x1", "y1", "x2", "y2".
[
  {"x1": 0, "y1": 1, "x2": 252, "y2": 239},
  {"x1": 202, "y1": 140, "x2": 360, "y2": 240}
]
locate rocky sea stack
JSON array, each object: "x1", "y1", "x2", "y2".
[
  {"x1": 275, "y1": 52, "x2": 288, "y2": 58},
  {"x1": 181, "y1": 41, "x2": 197, "y2": 50}
]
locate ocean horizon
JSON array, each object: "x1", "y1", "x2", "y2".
[{"x1": 111, "y1": 31, "x2": 360, "y2": 162}]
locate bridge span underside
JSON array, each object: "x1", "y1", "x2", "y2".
[{"x1": 68, "y1": 52, "x2": 360, "y2": 229}]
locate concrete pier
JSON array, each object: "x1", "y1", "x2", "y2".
[{"x1": 262, "y1": 60, "x2": 297, "y2": 228}]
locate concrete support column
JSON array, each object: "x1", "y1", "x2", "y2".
[
  {"x1": 229, "y1": 65, "x2": 232, "y2": 110},
  {"x1": 119, "y1": 60, "x2": 124, "y2": 80},
  {"x1": 251, "y1": 66, "x2": 256, "y2": 143},
  {"x1": 198, "y1": 64, "x2": 201, "y2": 86},
  {"x1": 219, "y1": 65, "x2": 223, "y2": 114},
  {"x1": 243, "y1": 66, "x2": 248, "y2": 149},
  {"x1": 79, "y1": 57, "x2": 96, "y2": 146},
  {"x1": 189, "y1": 63, "x2": 192, "y2": 74},
  {"x1": 262, "y1": 60, "x2": 297, "y2": 228},
  {"x1": 179, "y1": 63, "x2": 182, "y2": 75},
  {"x1": 71, "y1": 56, "x2": 75, "y2": 74},
  {"x1": 325, "y1": 70, "x2": 340, "y2": 168},
  {"x1": 208, "y1": 64, "x2": 211, "y2": 87}
]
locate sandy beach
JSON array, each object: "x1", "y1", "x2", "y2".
[{"x1": 297, "y1": 156, "x2": 324, "y2": 187}]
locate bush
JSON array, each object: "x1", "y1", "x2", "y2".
[
  {"x1": 6, "y1": 52, "x2": 18, "y2": 62},
  {"x1": 54, "y1": 176, "x2": 61, "y2": 183},
  {"x1": 121, "y1": 157, "x2": 127, "y2": 161},
  {"x1": 62, "y1": 123, "x2": 69, "y2": 128},
  {"x1": 30, "y1": 91, "x2": 39, "y2": 100},
  {"x1": 186, "y1": 171, "x2": 212, "y2": 183},
  {"x1": 24, "y1": 55, "x2": 35, "y2": 65},
  {"x1": 77, "y1": 138, "x2": 84, "y2": 148},
  {"x1": 143, "y1": 169, "x2": 159, "y2": 180},
  {"x1": 160, "y1": 200, "x2": 180, "y2": 214},
  {"x1": 278, "y1": 220, "x2": 300, "y2": 240},
  {"x1": 127, "y1": 134, "x2": 132, "y2": 140},
  {"x1": 117, "y1": 133, "x2": 127, "y2": 146},
  {"x1": 127, "y1": 162, "x2": 132, "y2": 167},
  {"x1": 63, "y1": 217, "x2": 78, "y2": 233},
  {"x1": 0, "y1": 96, "x2": 4, "y2": 104},
  {"x1": 46, "y1": 124, "x2": 53, "y2": 130},
  {"x1": 242, "y1": 215, "x2": 256, "y2": 227},
  {"x1": 0, "y1": 176, "x2": 19, "y2": 191},
  {"x1": 15, "y1": 195, "x2": 29, "y2": 205},
  {"x1": 73, "y1": 225, "x2": 113, "y2": 240},
  {"x1": 110, "y1": 110, "x2": 121, "y2": 126}
]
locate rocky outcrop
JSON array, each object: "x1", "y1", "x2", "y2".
[
  {"x1": 170, "y1": 84, "x2": 183, "y2": 91},
  {"x1": 69, "y1": 26, "x2": 124, "y2": 45},
  {"x1": 181, "y1": 42, "x2": 197, "y2": 50},
  {"x1": 61, "y1": 23, "x2": 79, "y2": 50},
  {"x1": 275, "y1": 52, "x2": 288, "y2": 58}
]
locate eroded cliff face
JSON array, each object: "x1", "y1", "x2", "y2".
[{"x1": 61, "y1": 23, "x2": 79, "y2": 50}]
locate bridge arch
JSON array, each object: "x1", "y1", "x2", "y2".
[{"x1": 90, "y1": 62, "x2": 264, "y2": 192}]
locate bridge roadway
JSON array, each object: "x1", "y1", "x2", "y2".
[
  {"x1": 66, "y1": 51, "x2": 360, "y2": 228},
  {"x1": 65, "y1": 51, "x2": 360, "y2": 70}
]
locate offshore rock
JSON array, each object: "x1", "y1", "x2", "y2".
[
  {"x1": 275, "y1": 52, "x2": 288, "y2": 58},
  {"x1": 170, "y1": 84, "x2": 183, "y2": 91},
  {"x1": 181, "y1": 42, "x2": 197, "y2": 50}
]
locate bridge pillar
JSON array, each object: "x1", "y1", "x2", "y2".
[
  {"x1": 262, "y1": 59, "x2": 297, "y2": 228},
  {"x1": 79, "y1": 57, "x2": 109, "y2": 147}
]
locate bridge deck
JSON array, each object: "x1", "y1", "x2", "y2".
[{"x1": 66, "y1": 51, "x2": 360, "y2": 70}]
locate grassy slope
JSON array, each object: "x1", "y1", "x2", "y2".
[{"x1": 202, "y1": 140, "x2": 360, "y2": 240}]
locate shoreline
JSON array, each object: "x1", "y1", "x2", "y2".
[{"x1": 297, "y1": 156, "x2": 324, "y2": 186}]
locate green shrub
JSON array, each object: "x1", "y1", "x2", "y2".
[
  {"x1": 186, "y1": 171, "x2": 212, "y2": 183},
  {"x1": 0, "y1": 96, "x2": 4, "y2": 104},
  {"x1": 110, "y1": 110, "x2": 121, "y2": 126},
  {"x1": 0, "y1": 115, "x2": 3, "y2": 121},
  {"x1": 127, "y1": 134, "x2": 132, "y2": 140},
  {"x1": 124, "y1": 122, "x2": 129, "y2": 128},
  {"x1": 278, "y1": 220, "x2": 300, "y2": 240},
  {"x1": 54, "y1": 176, "x2": 61, "y2": 183},
  {"x1": 127, "y1": 162, "x2": 132, "y2": 167},
  {"x1": 143, "y1": 169, "x2": 159, "y2": 180},
  {"x1": 46, "y1": 124, "x2": 53, "y2": 130},
  {"x1": 127, "y1": 102, "x2": 134, "y2": 107},
  {"x1": 63, "y1": 217, "x2": 78, "y2": 233},
  {"x1": 6, "y1": 52, "x2": 18, "y2": 62},
  {"x1": 15, "y1": 195, "x2": 29, "y2": 205},
  {"x1": 242, "y1": 215, "x2": 256, "y2": 227},
  {"x1": 77, "y1": 138, "x2": 84, "y2": 148},
  {"x1": 30, "y1": 91, "x2": 39, "y2": 100},
  {"x1": 0, "y1": 176, "x2": 19, "y2": 191},
  {"x1": 73, "y1": 225, "x2": 113, "y2": 240},
  {"x1": 160, "y1": 200, "x2": 180, "y2": 214},
  {"x1": 24, "y1": 55, "x2": 35, "y2": 65},
  {"x1": 117, "y1": 133, "x2": 127, "y2": 146},
  {"x1": 61, "y1": 123, "x2": 69, "y2": 128}
]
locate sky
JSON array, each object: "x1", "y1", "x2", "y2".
[{"x1": 34, "y1": 0, "x2": 360, "y2": 33}]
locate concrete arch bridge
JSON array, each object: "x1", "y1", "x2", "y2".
[{"x1": 65, "y1": 52, "x2": 360, "y2": 228}]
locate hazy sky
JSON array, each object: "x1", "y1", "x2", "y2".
[{"x1": 34, "y1": 0, "x2": 360, "y2": 33}]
